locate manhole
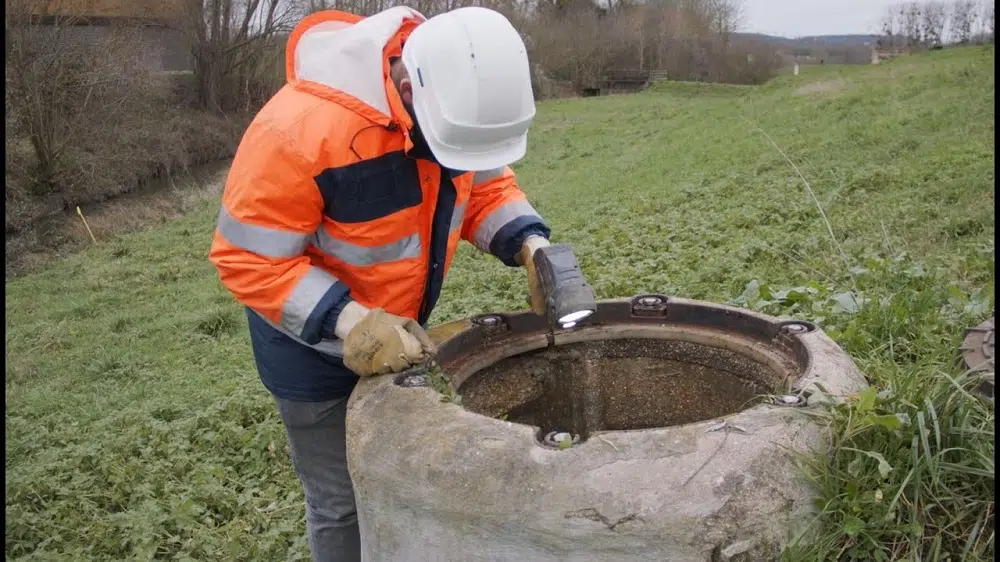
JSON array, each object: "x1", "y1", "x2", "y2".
[
  {"x1": 460, "y1": 337, "x2": 781, "y2": 441},
  {"x1": 346, "y1": 296, "x2": 868, "y2": 561}
]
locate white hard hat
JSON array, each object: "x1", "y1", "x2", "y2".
[{"x1": 401, "y1": 7, "x2": 536, "y2": 171}]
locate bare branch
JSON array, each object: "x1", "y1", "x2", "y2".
[
  {"x1": 951, "y1": 0, "x2": 979, "y2": 43},
  {"x1": 922, "y1": 2, "x2": 948, "y2": 46}
]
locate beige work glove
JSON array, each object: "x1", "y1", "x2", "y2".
[
  {"x1": 516, "y1": 235, "x2": 551, "y2": 316},
  {"x1": 340, "y1": 306, "x2": 437, "y2": 377}
]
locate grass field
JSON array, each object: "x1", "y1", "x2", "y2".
[{"x1": 6, "y1": 46, "x2": 995, "y2": 560}]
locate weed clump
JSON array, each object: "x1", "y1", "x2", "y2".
[
  {"x1": 194, "y1": 307, "x2": 241, "y2": 339},
  {"x1": 426, "y1": 363, "x2": 463, "y2": 405}
]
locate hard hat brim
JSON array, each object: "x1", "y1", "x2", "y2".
[
  {"x1": 417, "y1": 121, "x2": 528, "y2": 172},
  {"x1": 409, "y1": 80, "x2": 529, "y2": 172}
]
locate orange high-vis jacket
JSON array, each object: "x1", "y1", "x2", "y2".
[{"x1": 208, "y1": 7, "x2": 550, "y2": 401}]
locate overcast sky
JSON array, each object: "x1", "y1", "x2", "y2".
[{"x1": 740, "y1": 0, "x2": 899, "y2": 38}]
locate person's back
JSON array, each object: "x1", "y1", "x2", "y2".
[{"x1": 209, "y1": 7, "x2": 565, "y2": 561}]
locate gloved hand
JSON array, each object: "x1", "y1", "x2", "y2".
[
  {"x1": 516, "y1": 235, "x2": 550, "y2": 316},
  {"x1": 339, "y1": 304, "x2": 437, "y2": 377}
]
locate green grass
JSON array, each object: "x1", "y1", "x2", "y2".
[{"x1": 6, "y1": 46, "x2": 995, "y2": 560}]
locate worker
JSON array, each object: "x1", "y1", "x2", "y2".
[{"x1": 208, "y1": 6, "x2": 562, "y2": 561}]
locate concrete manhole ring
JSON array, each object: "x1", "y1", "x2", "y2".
[{"x1": 347, "y1": 296, "x2": 868, "y2": 561}]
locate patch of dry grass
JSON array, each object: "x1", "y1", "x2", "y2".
[{"x1": 5, "y1": 162, "x2": 230, "y2": 277}]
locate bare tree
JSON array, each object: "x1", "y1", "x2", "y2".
[
  {"x1": 979, "y1": 0, "x2": 995, "y2": 39},
  {"x1": 523, "y1": 0, "x2": 776, "y2": 92},
  {"x1": 921, "y1": 1, "x2": 948, "y2": 45},
  {"x1": 901, "y1": 1, "x2": 924, "y2": 46},
  {"x1": 988, "y1": 3, "x2": 996, "y2": 38},
  {"x1": 950, "y1": 0, "x2": 979, "y2": 42},
  {"x1": 878, "y1": 6, "x2": 903, "y2": 49},
  {"x1": 706, "y1": 0, "x2": 744, "y2": 44},
  {"x1": 6, "y1": 0, "x2": 169, "y2": 194},
  {"x1": 183, "y1": 0, "x2": 301, "y2": 112}
]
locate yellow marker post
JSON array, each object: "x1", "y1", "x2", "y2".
[{"x1": 76, "y1": 206, "x2": 97, "y2": 244}]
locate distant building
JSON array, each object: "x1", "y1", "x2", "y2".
[{"x1": 25, "y1": 0, "x2": 191, "y2": 72}]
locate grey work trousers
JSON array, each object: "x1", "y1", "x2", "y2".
[{"x1": 274, "y1": 396, "x2": 361, "y2": 562}]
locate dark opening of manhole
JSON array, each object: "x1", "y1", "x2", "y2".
[{"x1": 458, "y1": 337, "x2": 791, "y2": 442}]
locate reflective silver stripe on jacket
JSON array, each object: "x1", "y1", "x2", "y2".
[
  {"x1": 250, "y1": 308, "x2": 344, "y2": 357},
  {"x1": 281, "y1": 267, "x2": 339, "y2": 337},
  {"x1": 471, "y1": 200, "x2": 541, "y2": 253},
  {"x1": 472, "y1": 167, "x2": 505, "y2": 187},
  {"x1": 313, "y1": 228, "x2": 421, "y2": 266},
  {"x1": 215, "y1": 207, "x2": 311, "y2": 259},
  {"x1": 450, "y1": 201, "x2": 466, "y2": 233}
]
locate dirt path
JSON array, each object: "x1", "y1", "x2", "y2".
[{"x1": 5, "y1": 160, "x2": 231, "y2": 278}]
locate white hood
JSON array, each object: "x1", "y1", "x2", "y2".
[{"x1": 292, "y1": 6, "x2": 425, "y2": 117}]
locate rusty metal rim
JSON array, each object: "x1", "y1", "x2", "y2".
[
  {"x1": 387, "y1": 297, "x2": 829, "y2": 445},
  {"x1": 386, "y1": 293, "x2": 832, "y2": 442},
  {"x1": 397, "y1": 297, "x2": 818, "y2": 391},
  {"x1": 961, "y1": 317, "x2": 995, "y2": 371},
  {"x1": 415, "y1": 323, "x2": 803, "y2": 394},
  {"x1": 960, "y1": 316, "x2": 994, "y2": 400}
]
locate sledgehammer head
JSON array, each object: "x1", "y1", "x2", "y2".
[{"x1": 532, "y1": 244, "x2": 596, "y2": 329}]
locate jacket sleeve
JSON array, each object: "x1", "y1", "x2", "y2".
[
  {"x1": 460, "y1": 167, "x2": 552, "y2": 267},
  {"x1": 209, "y1": 122, "x2": 352, "y2": 344}
]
